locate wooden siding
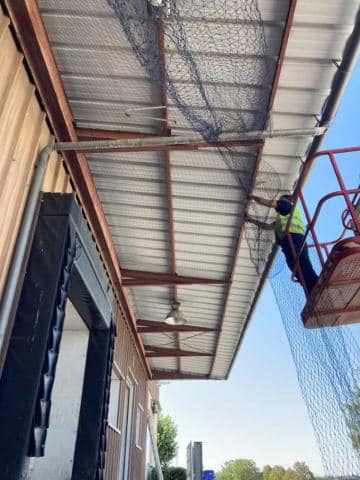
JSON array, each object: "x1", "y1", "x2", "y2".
[
  {"x1": 0, "y1": 8, "x2": 71, "y2": 301},
  {"x1": 105, "y1": 424, "x2": 122, "y2": 480},
  {"x1": 106, "y1": 307, "x2": 149, "y2": 480}
]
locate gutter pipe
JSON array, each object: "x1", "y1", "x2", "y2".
[{"x1": 0, "y1": 145, "x2": 53, "y2": 375}]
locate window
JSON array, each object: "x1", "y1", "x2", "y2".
[
  {"x1": 108, "y1": 370, "x2": 121, "y2": 427},
  {"x1": 135, "y1": 404, "x2": 144, "y2": 449},
  {"x1": 119, "y1": 377, "x2": 134, "y2": 480}
]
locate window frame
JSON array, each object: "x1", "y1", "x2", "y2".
[{"x1": 135, "y1": 403, "x2": 144, "y2": 450}]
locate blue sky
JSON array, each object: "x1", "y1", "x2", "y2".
[{"x1": 160, "y1": 58, "x2": 360, "y2": 476}]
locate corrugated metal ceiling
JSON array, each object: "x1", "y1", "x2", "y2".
[{"x1": 38, "y1": 0, "x2": 359, "y2": 379}]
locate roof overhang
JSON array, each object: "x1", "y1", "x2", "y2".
[{"x1": 4, "y1": 0, "x2": 359, "y2": 380}]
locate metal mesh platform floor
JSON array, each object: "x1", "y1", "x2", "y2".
[{"x1": 302, "y1": 242, "x2": 360, "y2": 328}]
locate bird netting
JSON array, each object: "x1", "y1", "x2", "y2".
[
  {"x1": 106, "y1": 0, "x2": 282, "y2": 274},
  {"x1": 106, "y1": 0, "x2": 273, "y2": 139},
  {"x1": 270, "y1": 252, "x2": 360, "y2": 477},
  {"x1": 103, "y1": 3, "x2": 360, "y2": 475}
]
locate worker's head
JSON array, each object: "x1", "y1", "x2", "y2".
[{"x1": 275, "y1": 194, "x2": 293, "y2": 215}]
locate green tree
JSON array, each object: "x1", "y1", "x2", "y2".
[
  {"x1": 283, "y1": 469, "x2": 298, "y2": 480},
  {"x1": 293, "y1": 462, "x2": 314, "y2": 480},
  {"x1": 216, "y1": 459, "x2": 261, "y2": 480},
  {"x1": 152, "y1": 466, "x2": 187, "y2": 480},
  {"x1": 263, "y1": 465, "x2": 273, "y2": 480},
  {"x1": 268, "y1": 466, "x2": 286, "y2": 480},
  {"x1": 345, "y1": 389, "x2": 360, "y2": 450},
  {"x1": 261, "y1": 462, "x2": 314, "y2": 480},
  {"x1": 157, "y1": 414, "x2": 178, "y2": 469},
  {"x1": 164, "y1": 467, "x2": 187, "y2": 480}
]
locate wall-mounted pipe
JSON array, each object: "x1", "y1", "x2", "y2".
[
  {"x1": 54, "y1": 126, "x2": 327, "y2": 154},
  {"x1": 0, "y1": 145, "x2": 53, "y2": 375}
]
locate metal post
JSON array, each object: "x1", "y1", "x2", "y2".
[{"x1": 329, "y1": 152, "x2": 360, "y2": 234}]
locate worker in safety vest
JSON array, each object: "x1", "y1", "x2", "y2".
[{"x1": 246, "y1": 194, "x2": 319, "y2": 294}]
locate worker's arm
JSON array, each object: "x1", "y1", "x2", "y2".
[
  {"x1": 248, "y1": 194, "x2": 277, "y2": 209},
  {"x1": 245, "y1": 216, "x2": 275, "y2": 231}
]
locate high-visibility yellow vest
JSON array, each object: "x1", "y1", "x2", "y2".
[
  {"x1": 355, "y1": 200, "x2": 360, "y2": 216},
  {"x1": 275, "y1": 206, "x2": 305, "y2": 240}
]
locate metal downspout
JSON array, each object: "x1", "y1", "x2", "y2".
[{"x1": 0, "y1": 144, "x2": 53, "y2": 374}]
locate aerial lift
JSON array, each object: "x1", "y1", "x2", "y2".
[{"x1": 284, "y1": 147, "x2": 360, "y2": 328}]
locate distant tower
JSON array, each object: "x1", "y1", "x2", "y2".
[{"x1": 186, "y1": 441, "x2": 203, "y2": 480}]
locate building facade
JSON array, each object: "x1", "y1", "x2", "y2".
[{"x1": 0, "y1": 1, "x2": 358, "y2": 479}]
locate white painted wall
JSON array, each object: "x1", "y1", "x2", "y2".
[{"x1": 26, "y1": 301, "x2": 89, "y2": 480}]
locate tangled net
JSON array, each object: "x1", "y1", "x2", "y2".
[{"x1": 107, "y1": 0, "x2": 281, "y2": 273}]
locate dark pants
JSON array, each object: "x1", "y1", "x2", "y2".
[{"x1": 279, "y1": 233, "x2": 319, "y2": 294}]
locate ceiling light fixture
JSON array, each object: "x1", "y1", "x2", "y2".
[
  {"x1": 148, "y1": 0, "x2": 171, "y2": 19},
  {"x1": 164, "y1": 301, "x2": 187, "y2": 326}
]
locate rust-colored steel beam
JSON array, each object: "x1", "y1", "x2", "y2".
[
  {"x1": 267, "y1": 0, "x2": 298, "y2": 114},
  {"x1": 122, "y1": 269, "x2": 228, "y2": 287},
  {"x1": 156, "y1": 20, "x2": 182, "y2": 373},
  {"x1": 157, "y1": 21, "x2": 169, "y2": 126},
  {"x1": 4, "y1": 0, "x2": 74, "y2": 139},
  {"x1": 145, "y1": 345, "x2": 213, "y2": 357},
  {"x1": 209, "y1": 144, "x2": 265, "y2": 376},
  {"x1": 121, "y1": 269, "x2": 181, "y2": 279},
  {"x1": 137, "y1": 319, "x2": 219, "y2": 333},
  {"x1": 209, "y1": 0, "x2": 298, "y2": 377},
  {"x1": 5, "y1": 0, "x2": 152, "y2": 378},
  {"x1": 124, "y1": 278, "x2": 224, "y2": 287},
  {"x1": 152, "y1": 369, "x2": 210, "y2": 380},
  {"x1": 163, "y1": 149, "x2": 175, "y2": 270}
]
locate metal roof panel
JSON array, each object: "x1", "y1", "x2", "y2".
[{"x1": 37, "y1": 0, "x2": 359, "y2": 380}]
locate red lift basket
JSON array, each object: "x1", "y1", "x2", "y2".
[
  {"x1": 284, "y1": 146, "x2": 360, "y2": 329},
  {"x1": 302, "y1": 236, "x2": 360, "y2": 328}
]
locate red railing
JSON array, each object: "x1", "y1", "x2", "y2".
[
  {"x1": 284, "y1": 146, "x2": 360, "y2": 297},
  {"x1": 104, "y1": 424, "x2": 121, "y2": 480}
]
